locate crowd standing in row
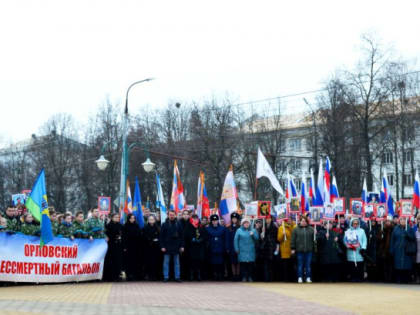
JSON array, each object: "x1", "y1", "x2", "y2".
[{"x1": 1, "y1": 205, "x2": 420, "y2": 284}]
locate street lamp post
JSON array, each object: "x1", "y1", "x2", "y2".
[{"x1": 96, "y1": 78, "x2": 155, "y2": 211}]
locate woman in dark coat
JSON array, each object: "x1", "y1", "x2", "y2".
[
  {"x1": 390, "y1": 217, "x2": 416, "y2": 283},
  {"x1": 184, "y1": 214, "x2": 208, "y2": 281},
  {"x1": 316, "y1": 220, "x2": 343, "y2": 282},
  {"x1": 206, "y1": 214, "x2": 228, "y2": 280},
  {"x1": 377, "y1": 218, "x2": 394, "y2": 282},
  {"x1": 226, "y1": 213, "x2": 241, "y2": 281},
  {"x1": 258, "y1": 216, "x2": 278, "y2": 282},
  {"x1": 103, "y1": 213, "x2": 123, "y2": 282},
  {"x1": 122, "y1": 213, "x2": 142, "y2": 281},
  {"x1": 366, "y1": 218, "x2": 381, "y2": 281},
  {"x1": 143, "y1": 215, "x2": 161, "y2": 281}
]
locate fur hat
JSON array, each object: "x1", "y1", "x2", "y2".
[
  {"x1": 210, "y1": 214, "x2": 219, "y2": 222},
  {"x1": 231, "y1": 212, "x2": 240, "y2": 220}
]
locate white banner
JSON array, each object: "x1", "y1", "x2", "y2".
[{"x1": 0, "y1": 233, "x2": 107, "y2": 283}]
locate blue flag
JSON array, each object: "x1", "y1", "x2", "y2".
[
  {"x1": 25, "y1": 169, "x2": 53, "y2": 246},
  {"x1": 133, "y1": 176, "x2": 144, "y2": 228}
]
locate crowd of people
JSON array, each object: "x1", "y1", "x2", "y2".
[{"x1": 1, "y1": 204, "x2": 420, "y2": 284}]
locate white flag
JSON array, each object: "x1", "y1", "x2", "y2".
[{"x1": 256, "y1": 148, "x2": 284, "y2": 195}]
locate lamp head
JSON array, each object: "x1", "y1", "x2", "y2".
[{"x1": 96, "y1": 155, "x2": 110, "y2": 171}]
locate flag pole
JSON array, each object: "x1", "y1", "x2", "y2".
[{"x1": 254, "y1": 178, "x2": 258, "y2": 200}]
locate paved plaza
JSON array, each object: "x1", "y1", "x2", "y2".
[{"x1": 0, "y1": 281, "x2": 419, "y2": 315}]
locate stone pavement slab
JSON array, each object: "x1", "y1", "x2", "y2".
[{"x1": 1, "y1": 281, "x2": 419, "y2": 315}]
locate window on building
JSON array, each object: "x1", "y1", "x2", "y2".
[
  {"x1": 289, "y1": 139, "x2": 302, "y2": 152},
  {"x1": 382, "y1": 152, "x2": 393, "y2": 164},
  {"x1": 403, "y1": 174, "x2": 413, "y2": 186},
  {"x1": 295, "y1": 178, "x2": 302, "y2": 190},
  {"x1": 387, "y1": 174, "x2": 394, "y2": 186},
  {"x1": 403, "y1": 150, "x2": 413, "y2": 163}
]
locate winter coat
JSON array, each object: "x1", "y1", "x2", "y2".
[
  {"x1": 122, "y1": 221, "x2": 142, "y2": 277},
  {"x1": 184, "y1": 222, "x2": 208, "y2": 261},
  {"x1": 277, "y1": 221, "x2": 295, "y2": 259},
  {"x1": 258, "y1": 222, "x2": 278, "y2": 261},
  {"x1": 234, "y1": 226, "x2": 259, "y2": 262},
  {"x1": 21, "y1": 222, "x2": 40, "y2": 236},
  {"x1": 366, "y1": 223, "x2": 381, "y2": 265},
  {"x1": 390, "y1": 225, "x2": 416, "y2": 270},
  {"x1": 160, "y1": 219, "x2": 184, "y2": 255},
  {"x1": 316, "y1": 227, "x2": 343, "y2": 265},
  {"x1": 291, "y1": 224, "x2": 314, "y2": 253},
  {"x1": 226, "y1": 224, "x2": 240, "y2": 263},
  {"x1": 378, "y1": 225, "x2": 393, "y2": 260},
  {"x1": 206, "y1": 224, "x2": 228, "y2": 264},
  {"x1": 103, "y1": 221, "x2": 123, "y2": 281},
  {"x1": 416, "y1": 230, "x2": 420, "y2": 264},
  {"x1": 343, "y1": 218, "x2": 367, "y2": 263}
]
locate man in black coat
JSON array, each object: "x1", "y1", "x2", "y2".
[{"x1": 160, "y1": 210, "x2": 184, "y2": 282}]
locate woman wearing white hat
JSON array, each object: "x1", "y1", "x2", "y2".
[{"x1": 234, "y1": 217, "x2": 259, "y2": 282}]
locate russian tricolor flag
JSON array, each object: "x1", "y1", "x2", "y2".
[
  {"x1": 361, "y1": 177, "x2": 368, "y2": 204},
  {"x1": 324, "y1": 157, "x2": 331, "y2": 203},
  {"x1": 309, "y1": 169, "x2": 315, "y2": 201},
  {"x1": 286, "y1": 172, "x2": 297, "y2": 201},
  {"x1": 413, "y1": 171, "x2": 420, "y2": 209},
  {"x1": 380, "y1": 170, "x2": 394, "y2": 216},
  {"x1": 330, "y1": 176, "x2": 339, "y2": 201},
  {"x1": 300, "y1": 173, "x2": 309, "y2": 213},
  {"x1": 313, "y1": 159, "x2": 324, "y2": 206},
  {"x1": 170, "y1": 160, "x2": 185, "y2": 213}
]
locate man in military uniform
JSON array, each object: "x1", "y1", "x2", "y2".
[
  {"x1": 58, "y1": 213, "x2": 74, "y2": 239},
  {"x1": 21, "y1": 213, "x2": 40, "y2": 236},
  {"x1": 85, "y1": 208, "x2": 105, "y2": 239},
  {"x1": 73, "y1": 211, "x2": 89, "y2": 239},
  {"x1": 4, "y1": 205, "x2": 21, "y2": 233},
  {"x1": 49, "y1": 209, "x2": 59, "y2": 235}
]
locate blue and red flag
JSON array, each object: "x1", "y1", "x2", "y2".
[
  {"x1": 309, "y1": 168, "x2": 315, "y2": 204},
  {"x1": 197, "y1": 171, "x2": 210, "y2": 219},
  {"x1": 300, "y1": 173, "x2": 309, "y2": 213},
  {"x1": 133, "y1": 176, "x2": 144, "y2": 228},
  {"x1": 330, "y1": 176, "x2": 339, "y2": 201},
  {"x1": 413, "y1": 172, "x2": 420, "y2": 209},
  {"x1": 220, "y1": 165, "x2": 238, "y2": 225},
  {"x1": 361, "y1": 177, "x2": 368, "y2": 204},
  {"x1": 324, "y1": 157, "x2": 331, "y2": 203},
  {"x1": 380, "y1": 170, "x2": 394, "y2": 216},
  {"x1": 170, "y1": 160, "x2": 185, "y2": 213},
  {"x1": 121, "y1": 179, "x2": 133, "y2": 224},
  {"x1": 286, "y1": 171, "x2": 297, "y2": 201},
  {"x1": 313, "y1": 159, "x2": 324, "y2": 206}
]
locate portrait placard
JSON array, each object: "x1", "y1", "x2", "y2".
[
  {"x1": 322, "y1": 202, "x2": 335, "y2": 221},
  {"x1": 98, "y1": 196, "x2": 111, "y2": 214},
  {"x1": 400, "y1": 199, "x2": 413, "y2": 218},
  {"x1": 288, "y1": 197, "x2": 301, "y2": 213},
  {"x1": 364, "y1": 203, "x2": 376, "y2": 221},
  {"x1": 333, "y1": 197, "x2": 345, "y2": 215},
  {"x1": 245, "y1": 201, "x2": 258, "y2": 217},
  {"x1": 274, "y1": 204, "x2": 288, "y2": 220},
  {"x1": 257, "y1": 201, "x2": 271, "y2": 218},
  {"x1": 309, "y1": 206, "x2": 322, "y2": 225},
  {"x1": 376, "y1": 203, "x2": 387, "y2": 221},
  {"x1": 350, "y1": 198, "x2": 364, "y2": 217}
]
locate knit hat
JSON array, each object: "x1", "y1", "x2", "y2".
[{"x1": 241, "y1": 217, "x2": 251, "y2": 225}]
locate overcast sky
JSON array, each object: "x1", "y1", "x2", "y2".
[{"x1": 0, "y1": 0, "x2": 419, "y2": 143}]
